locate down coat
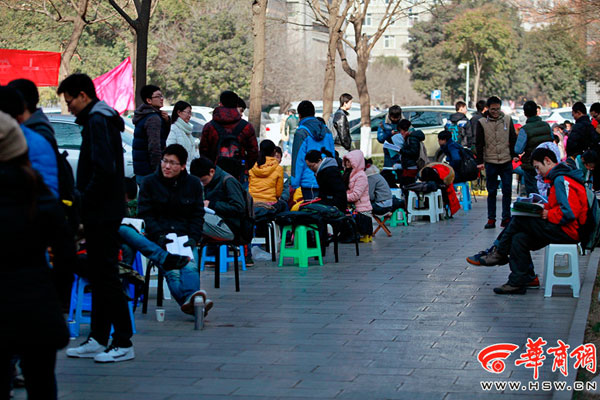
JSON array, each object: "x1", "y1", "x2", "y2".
[{"x1": 344, "y1": 150, "x2": 372, "y2": 212}]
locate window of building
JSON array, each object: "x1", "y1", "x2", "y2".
[
  {"x1": 365, "y1": 13, "x2": 372, "y2": 26},
  {"x1": 408, "y1": 9, "x2": 418, "y2": 27},
  {"x1": 384, "y1": 35, "x2": 395, "y2": 49}
]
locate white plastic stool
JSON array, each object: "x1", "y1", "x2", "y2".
[
  {"x1": 407, "y1": 189, "x2": 444, "y2": 223},
  {"x1": 543, "y1": 244, "x2": 580, "y2": 298}
]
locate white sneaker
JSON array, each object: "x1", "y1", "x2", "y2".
[
  {"x1": 94, "y1": 345, "x2": 135, "y2": 363},
  {"x1": 66, "y1": 337, "x2": 104, "y2": 358}
]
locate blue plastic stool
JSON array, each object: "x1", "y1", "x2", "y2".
[
  {"x1": 454, "y1": 182, "x2": 472, "y2": 211},
  {"x1": 67, "y1": 274, "x2": 137, "y2": 338},
  {"x1": 200, "y1": 245, "x2": 246, "y2": 273}
]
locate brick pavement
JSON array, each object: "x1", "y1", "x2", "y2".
[{"x1": 14, "y1": 198, "x2": 597, "y2": 399}]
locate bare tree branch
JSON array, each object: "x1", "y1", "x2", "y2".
[
  {"x1": 108, "y1": 0, "x2": 137, "y2": 28},
  {"x1": 336, "y1": 40, "x2": 356, "y2": 79}
]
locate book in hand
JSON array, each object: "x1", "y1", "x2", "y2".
[
  {"x1": 511, "y1": 201, "x2": 544, "y2": 217},
  {"x1": 165, "y1": 233, "x2": 194, "y2": 258},
  {"x1": 121, "y1": 217, "x2": 145, "y2": 233}
]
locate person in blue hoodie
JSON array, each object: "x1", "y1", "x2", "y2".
[
  {"x1": 377, "y1": 105, "x2": 403, "y2": 187},
  {"x1": 438, "y1": 130, "x2": 466, "y2": 183},
  {"x1": 290, "y1": 101, "x2": 335, "y2": 200}
]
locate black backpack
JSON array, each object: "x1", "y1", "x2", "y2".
[
  {"x1": 579, "y1": 187, "x2": 600, "y2": 252},
  {"x1": 223, "y1": 175, "x2": 255, "y2": 243},
  {"x1": 212, "y1": 120, "x2": 248, "y2": 180},
  {"x1": 459, "y1": 147, "x2": 479, "y2": 182}
]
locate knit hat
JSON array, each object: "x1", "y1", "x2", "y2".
[{"x1": 0, "y1": 111, "x2": 28, "y2": 162}]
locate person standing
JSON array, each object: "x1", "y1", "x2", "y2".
[
  {"x1": 475, "y1": 96, "x2": 517, "y2": 229},
  {"x1": 331, "y1": 93, "x2": 353, "y2": 156},
  {"x1": 58, "y1": 74, "x2": 134, "y2": 363},
  {"x1": 567, "y1": 102, "x2": 599, "y2": 158},
  {"x1": 469, "y1": 100, "x2": 487, "y2": 153},
  {"x1": 282, "y1": 109, "x2": 298, "y2": 156},
  {"x1": 132, "y1": 84, "x2": 171, "y2": 184},
  {"x1": 514, "y1": 100, "x2": 552, "y2": 195},
  {"x1": 166, "y1": 101, "x2": 199, "y2": 170}
]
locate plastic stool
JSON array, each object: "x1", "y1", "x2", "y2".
[
  {"x1": 200, "y1": 245, "x2": 246, "y2": 272},
  {"x1": 389, "y1": 208, "x2": 408, "y2": 227},
  {"x1": 543, "y1": 244, "x2": 580, "y2": 298},
  {"x1": 68, "y1": 275, "x2": 137, "y2": 338},
  {"x1": 454, "y1": 182, "x2": 472, "y2": 211},
  {"x1": 407, "y1": 189, "x2": 444, "y2": 223},
  {"x1": 279, "y1": 225, "x2": 323, "y2": 268}
]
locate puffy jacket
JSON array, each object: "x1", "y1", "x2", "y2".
[
  {"x1": 202, "y1": 167, "x2": 246, "y2": 236},
  {"x1": 377, "y1": 115, "x2": 401, "y2": 168},
  {"x1": 567, "y1": 115, "x2": 599, "y2": 157},
  {"x1": 332, "y1": 108, "x2": 351, "y2": 150},
  {"x1": 545, "y1": 162, "x2": 588, "y2": 241},
  {"x1": 315, "y1": 157, "x2": 347, "y2": 212},
  {"x1": 291, "y1": 117, "x2": 335, "y2": 189},
  {"x1": 74, "y1": 100, "x2": 125, "y2": 222},
  {"x1": 137, "y1": 168, "x2": 204, "y2": 243},
  {"x1": 132, "y1": 104, "x2": 170, "y2": 177},
  {"x1": 249, "y1": 156, "x2": 283, "y2": 203},
  {"x1": 423, "y1": 162, "x2": 460, "y2": 216},
  {"x1": 400, "y1": 129, "x2": 425, "y2": 170},
  {"x1": 291, "y1": 116, "x2": 333, "y2": 177},
  {"x1": 166, "y1": 119, "x2": 198, "y2": 169},
  {"x1": 22, "y1": 125, "x2": 58, "y2": 198},
  {"x1": 344, "y1": 150, "x2": 372, "y2": 212},
  {"x1": 475, "y1": 112, "x2": 517, "y2": 165},
  {"x1": 365, "y1": 164, "x2": 393, "y2": 208},
  {"x1": 200, "y1": 106, "x2": 258, "y2": 171},
  {"x1": 515, "y1": 116, "x2": 553, "y2": 171},
  {"x1": 25, "y1": 108, "x2": 55, "y2": 144}
]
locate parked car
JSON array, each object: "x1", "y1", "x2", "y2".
[
  {"x1": 543, "y1": 107, "x2": 574, "y2": 126},
  {"x1": 49, "y1": 115, "x2": 135, "y2": 179},
  {"x1": 350, "y1": 106, "x2": 474, "y2": 159}
]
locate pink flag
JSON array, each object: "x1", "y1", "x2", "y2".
[{"x1": 93, "y1": 57, "x2": 134, "y2": 115}]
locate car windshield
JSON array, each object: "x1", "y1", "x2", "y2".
[
  {"x1": 560, "y1": 111, "x2": 572, "y2": 119},
  {"x1": 404, "y1": 111, "x2": 452, "y2": 128},
  {"x1": 53, "y1": 122, "x2": 82, "y2": 149}
]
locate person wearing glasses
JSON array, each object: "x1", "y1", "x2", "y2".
[
  {"x1": 166, "y1": 101, "x2": 199, "y2": 170},
  {"x1": 132, "y1": 85, "x2": 171, "y2": 184},
  {"x1": 137, "y1": 144, "x2": 214, "y2": 317}
]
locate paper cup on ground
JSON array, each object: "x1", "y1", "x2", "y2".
[{"x1": 155, "y1": 308, "x2": 165, "y2": 322}]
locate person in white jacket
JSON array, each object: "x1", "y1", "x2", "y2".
[{"x1": 166, "y1": 101, "x2": 199, "y2": 169}]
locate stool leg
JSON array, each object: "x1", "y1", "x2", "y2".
[
  {"x1": 215, "y1": 247, "x2": 220, "y2": 289},
  {"x1": 333, "y1": 228, "x2": 339, "y2": 263},
  {"x1": 270, "y1": 223, "x2": 276, "y2": 262},
  {"x1": 157, "y1": 268, "x2": 164, "y2": 307},
  {"x1": 233, "y1": 246, "x2": 240, "y2": 292},
  {"x1": 142, "y1": 264, "x2": 151, "y2": 314},
  {"x1": 279, "y1": 226, "x2": 289, "y2": 267},
  {"x1": 297, "y1": 226, "x2": 309, "y2": 268}
]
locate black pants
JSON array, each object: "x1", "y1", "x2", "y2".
[
  {"x1": 2, "y1": 349, "x2": 57, "y2": 400},
  {"x1": 522, "y1": 167, "x2": 539, "y2": 195},
  {"x1": 85, "y1": 220, "x2": 132, "y2": 348},
  {"x1": 496, "y1": 216, "x2": 576, "y2": 286},
  {"x1": 381, "y1": 170, "x2": 400, "y2": 188}
]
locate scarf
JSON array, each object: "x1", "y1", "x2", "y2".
[{"x1": 175, "y1": 117, "x2": 193, "y2": 135}]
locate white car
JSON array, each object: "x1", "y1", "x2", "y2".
[
  {"x1": 543, "y1": 107, "x2": 574, "y2": 126},
  {"x1": 49, "y1": 115, "x2": 135, "y2": 179}
]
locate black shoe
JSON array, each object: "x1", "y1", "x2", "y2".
[
  {"x1": 484, "y1": 219, "x2": 496, "y2": 229},
  {"x1": 245, "y1": 256, "x2": 255, "y2": 267},
  {"x1": 493, "y1": 283, "x2": 526, "y2": 295},
  {"x1": 500, "y1": 217, "x2": 511, "y2": 228},
  {"x1": 163, "y1": 254, "x2": 191, "y2": 271}
]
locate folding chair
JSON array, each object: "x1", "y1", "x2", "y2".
[{"x1": 372, "y1": 213, "x2": 393, "y2": 237}]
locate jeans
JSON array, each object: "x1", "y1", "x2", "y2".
[
  {"x1": 485, "y1": 161, "x2": 513, "y2": 220},
  {"x1": 84, "y1": 220, "x2": 132, "y2": 348},
  {"x1": 164, "y1": 247, "x2": 200, "y2": 306},
  {"x1": 118, "y1": 225, "x2": 168, "y2": 266},
  {"x1": 301, "y1": 187, "x2": 319, "y2": 201},
  {"x1": 496, "y1": 216, "x2": 576, "y2": 286},
  {"x1": 2, "y1": 349, "x2": 57, "y2": 400}
]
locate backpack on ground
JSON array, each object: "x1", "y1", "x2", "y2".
[
  {"x1": 223, "y1": 175, "x2": 255, "y2": 243},
  {"x1": 579, "y1": 187, "x2": 600, "y2": 252},
  {"x1": 212, "y1": 120, "x2": 248, "y2": 180},
  {"x1": 416, "y1": 141, "x2": 428, "y2": 170},
  {"x1": 459, "y1": 147, "x2": 479, "y2": 182}
]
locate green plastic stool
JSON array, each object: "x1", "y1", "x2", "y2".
[
  {"x1": 278, "y1": 225, "x2": 323, "y2": 268},
  {"x1": 389, "y1": 208, "x2": 408, "y2": 227}
]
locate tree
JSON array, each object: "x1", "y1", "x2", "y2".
[
  {"x1": 443, "y1": 4, "x2": 518, "y2": 106},
  {"x1": 249, "y1": 0, "x2": 267, "y2": 135}
]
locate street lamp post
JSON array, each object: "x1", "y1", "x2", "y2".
[{"x1": 458, "y1": 62, "x2": 470, "y2": 107}]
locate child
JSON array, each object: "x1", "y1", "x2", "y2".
[{"x1": 343, "y1": 150, "x2": 373, "y2": 242}]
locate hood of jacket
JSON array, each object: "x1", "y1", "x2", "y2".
[
  {"x1": 211, "y1": 106, "x2": 242, "y2": 125},
  {"x1": 344, "y1": 150, "x2": 366, "y2": 173},
  {"x1": 316, "y1": 157, "x2": 338, "y2": 174},
  {"x1": 250, "y1": 156, "x2": 280, "y2": 178},
  {"x1": 25, "y1": 109, "x2": 53, "y2": 134},
  {"x1": 299, "y1": 117, "x2": 328, "y2": 141},
  {"x1": 205, "y1": 166, "x2": 226, "y2": 190},
  {"x1": 91, "y1": 100, "x2": 124, "y2": 132},
  {"x1": 409, "y1": 129, "x2": 425, "y2": 142},
  {"x1": 364, "y1": 164, "x2": 380, "y2": 177},
  {"x1": 486, "y1": 110, "x2": 506, "y2": 123},
  {"x1": 546, "y1": 162, "x2": 585, "y2": 185},
  {"x1": 449, "y1": 112, "x2": 468, "y2": 123},
  {"x1": 133, "y1": 103, "x2": 161, "y2": 125}
]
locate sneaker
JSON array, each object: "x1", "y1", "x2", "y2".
[
  {"x1": 484, "y1": 219, "x2": 496, "y2": 229},
  {"x1": 527, "y1": 276, "x2": 540, "y2": 289},
  {"x1": 478, "y1": 246, "x2": 509, "y2": 266},
  {"x1": 181, "y1": 290, "x2": 207, "y2": 315},
  {"x1": 359, "y1": 235, "x2": 373, "y2": 243},
  {"x1": 466, "y1": 249, "x2": 490, "y2": 266},
  {"x1": 66, "y1": 337, "x2": 104, "y2": 358},
  {"x1": 163, "y1": 254, "x2": 190, "y2": 271},
  {"x1": 94, "y1": 345, "x2": 135, "y2": 363},
  {"x1": 493, "y1": 283, "x2": 526, "y2": 295},
  {"x1": 245, "y1": 255, "x2": 255, "y2": 267},
  {"x1": 500, "y1": 218, "x2": 511, "y2": 228}
]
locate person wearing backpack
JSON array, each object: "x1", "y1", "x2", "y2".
[
  {"x1": 399, "y1": 119, "x2": 425, "y2": 187},
  {"x1": 329, "y1": 93, "x2": 353, "y2": 156},
  {"x1": 200, "y1": 91, "x2": 258, "y2": 182},
  {"x1": 514, "y1": 101, "x2": 553, "y2": 195},
  {"x1": 132, "y1": 85, "x2": 171, "y2": 183},
  {"x1": 291, "y1": 101, "x2": 335, "y2": 200},
  {"x1": 467, "y1": 148, "x2": 588, "y2": 295},
  {"x1": 438, "y1": 130, "x2": 465, "y2": 182},
  {"x1": 377, "y1": 105, "x2": 404, "y2": 187},
  {"x1": 446, "y1": 101, "x2": 471, "y2": 147}
]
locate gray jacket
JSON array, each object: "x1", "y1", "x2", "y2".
[{"x1": 365, "y1": 164, "x2": 392, "y2": 208}]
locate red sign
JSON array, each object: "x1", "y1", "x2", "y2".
[{"x1": 0, "y1": 49, "x2": 61, "y2": 86}]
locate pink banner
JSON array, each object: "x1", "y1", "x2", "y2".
[{"x1": 93, "y1": 57, "x2": 134, "y2": 115}]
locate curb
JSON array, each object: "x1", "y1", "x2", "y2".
[{"x1": 552, "y1": 249, "x2": 600, "y2": 400}]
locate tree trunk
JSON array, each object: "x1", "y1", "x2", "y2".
[
  {"x1": 322, "y1": 29, "x2": 339, "y2": 122},
  {"x1": 356, "y1": 46, "x2": 371, "y2": 156},
  {"x1": 134, "y1": 1, "x2": 151, "y2": 107},
  {"x1": 249, "y1": 0, "x2": 268, "y2": 137}
]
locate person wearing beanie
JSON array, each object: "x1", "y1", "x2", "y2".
[{"x1": 0, "y1": 110, "x2": 77, "y2": 398}]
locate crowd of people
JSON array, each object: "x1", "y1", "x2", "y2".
[{"x1": 3, "y1": 69, "x2": 600, "y2": 398}]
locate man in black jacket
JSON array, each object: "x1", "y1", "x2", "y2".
[
  {"x1": 138, "y1": 144, "x2": 212, "y2": 316},
  {"x1": 331, "y1": 93, "x2": 353, "y2": 155},
  {"x1": 305, "y1": 150, "x2": 347, "y2": 212},
  {"x1": 567, "y1": 102, "x2": 599, "y2": 158},
  {"x1": 58, "y1": 74, "x2": 134, "y2": 363}
]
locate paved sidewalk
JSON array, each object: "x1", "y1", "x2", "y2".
[{"x1": 15, "y1": 198, "x2": 596, "y2": 399}]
